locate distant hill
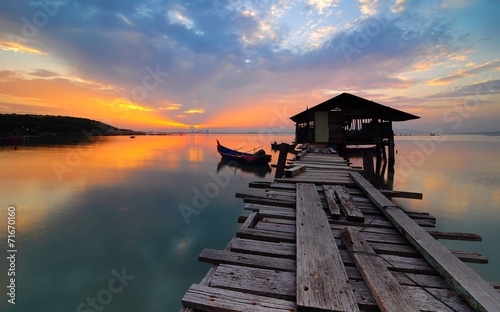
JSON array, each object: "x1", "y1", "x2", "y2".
[{"x1": 0, "y1": 114, "x2": 140, "y2": 136}]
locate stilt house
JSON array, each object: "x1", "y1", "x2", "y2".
[{"x1": 290, "y1": 93, "x2": 419, "y2": 164}]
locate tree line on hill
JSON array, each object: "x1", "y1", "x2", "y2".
[{"x1": 0, "y1": 114, "x2": 138, "y2": 136}]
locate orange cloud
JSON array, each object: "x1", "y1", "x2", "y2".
[
  {"x1": 184, "y1": 108, "x2": 205, "y2": 113},
  {"x1": 0, "y1": 41, "x2": 47, "y2": 55},
  {"x1": 0, "y1": 70, "x2": 208, "y2": 131}
]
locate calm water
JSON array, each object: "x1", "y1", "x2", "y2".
[{"x1": 0, "y1": 134, "x2": 499, "y2": 311}]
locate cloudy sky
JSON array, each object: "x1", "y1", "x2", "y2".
[{"x1": 0, "y1": 0, "x2": 499, "y2": 132}]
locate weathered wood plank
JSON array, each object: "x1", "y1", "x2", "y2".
[
  {"x1": 230, "y1": 238, "x2": 295, "y2": 259},
  {"x1": 199, "y1": 248, "x2": 296, "y2": 271},
  {"x1": 428, "y1": 231, "x2": 482, "y2": 242},
  {"x1": 350, "y1": 171, "x2": 500, "y2": 312},
  {"x1": 210, "y1": 264, "x2": 379, "y2": 310},
  {"x1": 322, "y1": 185, "x2": 341, "y2": 218},
  {"x1": 234, "y1": 228, "x2": 437, "y2": 275},
  {"x1": 236, "y1": 193, "x2": 296, "y2": 208},
  {"x1": 275, "y1": 176, "x2": 355, "y2": 186},
  {"x1": 208, "y1": 264, "x2": 470, "y2": 311},
  {"x1": 182, "y1": 284, "x2": 297, "y2": 312},
  {"x1": 211, "y1": 264, "x2": 295, "y2": 300},
  {"x1": 237, "y1": 227, "x2": 296, "y2": 243},
  {"x1": 380, "y1": 189, "x2": 423, "y2": 200},
  {"x1": 341, "y1": 226, "x2": 419, "y2": 312},
  {"x1": 449, "y1": 249, "x2": 489, "y2": 264},
  {"x1": 334, "y1": 185, "x2": 365, "y2": 222},
  {"x1": 241, "y1": 211, "x2": 260, "y2": 229},
  {"x1": 296, "y1": 183, "x2": 359, "y2": 312},
  {"x1": 249, "y1": 181, "x2": 272, "y2": 189},
  {"x1": 285, "y1": 164, "x2": 306, "y2": 177}
]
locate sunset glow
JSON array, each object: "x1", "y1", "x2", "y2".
[{"x1": 0, "y1": 1, "x2": 499, "y2": 132}]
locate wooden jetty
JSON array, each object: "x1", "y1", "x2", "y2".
[{"x1": 180, "y1": 145, "x2": 500, "y2": 312}]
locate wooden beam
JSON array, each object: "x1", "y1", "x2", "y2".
[
  {"x1": 295, "y1": 149, "x2": 307, "y2": 160},
  {"x1": 350, "y1": 171, "x2": 500, "y2": 312},
  {"x1": 380, "y1": 190, "x2": 423, "y2": 200},
  {"x1": 296, "y1": 183, "x2": 359, "y2": 312},
  {"x1": 275, "y1": 143, "x2": 289, "y2": 178},
  {"x1": 284, "y1": 164, "x2": 306, "y2": 177},
  {"x1": 341, "y1": 226, "x2": 419, "y2": 312}
]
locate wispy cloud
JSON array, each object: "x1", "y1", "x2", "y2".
[
  {"x1": 0, "y1": 0, "x2": 498, "y2": 131},
  {"x1": 428, "y1": 60, "x2": 500, "y2": 85},
  {"x1": 0, "y1": 41, "x2": 47, "y2": 55}
]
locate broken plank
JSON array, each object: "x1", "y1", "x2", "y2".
[
  {"x1": 322, "y1": 185, "x2": 341, "y2": 218},
  {"x1": 341, "y1": 226, "x2": 420, "y2": 312},
  {"x1": 334, "y1": 185, "x2": 365, "y2": 222},
  {"x1": 296, "y1": 183, "x2": 359, "y2": 312}
]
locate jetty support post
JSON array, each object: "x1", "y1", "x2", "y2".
[
  {"x1": 388, "y1": 127, "x2": 395, "y2": 166},
  {"x1": 275, "y1": 143, "x2": 289, "y2": 179}
]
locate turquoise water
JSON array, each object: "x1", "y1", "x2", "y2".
[{"x1": 0, "y1": 134, "x2": 498, "y2": 311}]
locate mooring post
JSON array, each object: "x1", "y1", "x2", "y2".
[
  {"x1": 275, "y1": 143, "x2": 289, "y2": 178},
  {"x1": 363, "y1": 150, "x2": 374, "y2": 182},
  {"x1": 388, "y1": 132, "x2": 395, "y2": 166}
]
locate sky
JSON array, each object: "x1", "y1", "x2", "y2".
[{"x1": 0, "y1": 0, "x2": 499, "y2": 133}]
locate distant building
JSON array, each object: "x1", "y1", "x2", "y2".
[{"x1": 290, "y1": 93, "x2": 419, "y2": 164}]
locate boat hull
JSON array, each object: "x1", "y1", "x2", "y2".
[{"x1": 217, "y1": 141, "x2": 271, "y2": 164}]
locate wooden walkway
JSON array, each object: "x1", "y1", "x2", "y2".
[{"x1": 180, "y1": 146, "x2": 500, "y2": 312}]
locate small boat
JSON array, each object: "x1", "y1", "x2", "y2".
[
  {"x1": 130, "y1": 136, "x2": 135, "y2": 138},
  {"x1": 0, "y1": 137, "x2": 21, "y2": 144},
  {"x1": 217, "y1": 140, "x2": 271, "y2": 164}
]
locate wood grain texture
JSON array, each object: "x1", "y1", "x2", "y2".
[
  {"x1": 182, "y1": 284, "x2": 296, "y2": 312},
  {"x1": 350, "y1": 171, "x2": 500, "y2": 312},
  {"x1": 296, "y1": 183, "x2": 359, "y2": 311},
  {"x1": 341, "y1": 226, "x2": 419, "y2": 312},
  {"x1": 322, "y1": 185, "x2": 341, "y2": 218},
  {"x1": 333, "y1": 185, "x2": 365, "y2": 222}
]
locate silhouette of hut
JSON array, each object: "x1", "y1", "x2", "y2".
[{"x1": 290, "y1": 93, "x2": 419, "y2": 164}]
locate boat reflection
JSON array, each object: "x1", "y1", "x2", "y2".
[{"x1": 216, "y1": 158, "x2": 272, "y2": 178}]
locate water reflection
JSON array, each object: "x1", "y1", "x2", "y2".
[
  {"x1": 216, "y1": 158, "x2": 272, "y2": 178},
  {"x1": 0, "y1": 133, "x2": 288, "y2": 311}
]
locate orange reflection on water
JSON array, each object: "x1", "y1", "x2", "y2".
[
  {"x1": 188, "y1": 148, "x2": 204, "y2": 162},
  {"x1": 0, "y1": 135, "x2": 192, "y2": 232},
  {"x1": 393, "y1": 136, "x2": 500, "y2": 222}
]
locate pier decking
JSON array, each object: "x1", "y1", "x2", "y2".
[{"x1": 180, "y1": 146, "x2": 500, "y2": 312}]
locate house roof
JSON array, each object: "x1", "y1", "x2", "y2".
[{"x1": 290, "y1": 93, "x2": 420, "y2": 122}]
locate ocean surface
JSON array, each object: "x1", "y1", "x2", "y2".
[{"x1": 0, "y1": 133, "x2": 498, "y2": 311}]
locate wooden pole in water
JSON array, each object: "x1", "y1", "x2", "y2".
[
  {"x1": 275, "y1": 143, "x2": 289, "y2": 179},
  {"x1": 363, "y1": 150, "x2": 375, "y2": 182},
  {"x1": 388, "y1": 124, "x2": 395, "y2": 166}
]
